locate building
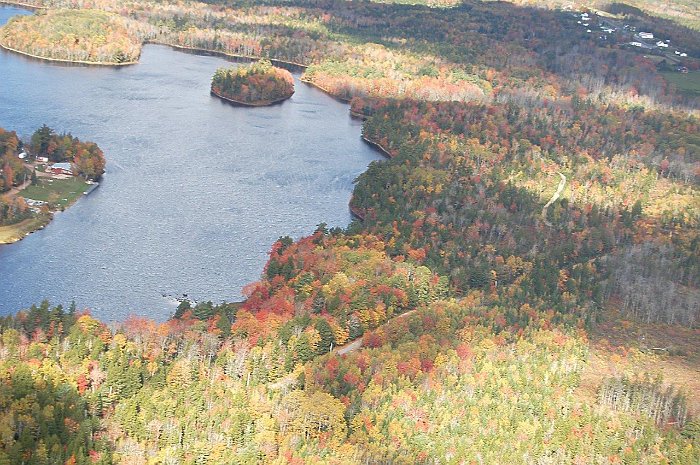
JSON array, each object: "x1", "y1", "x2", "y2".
[
  {"x1": 36, "y1": 156, "x2": 49, "y2": 163},
  {"x1": 639, "y1": 32, "x2": 654, "y2": 39},
  {"x1": 50, "y1": 162, "x2": 73, "y2": 175},
  {"x1": 656, "y1": 41, "x2": 668, "y2": 48}
]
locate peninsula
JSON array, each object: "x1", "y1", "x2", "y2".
[
  {"x1": 0, "y1": 9, "x2": 147, "y2": 64},
  {"x1": 0, "y1": 124, "x2": 105, "y2": 244}
]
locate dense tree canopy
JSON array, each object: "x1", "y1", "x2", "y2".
[
  {"x1": 0, "y1": 9, "x2": 153, "y2": 64},
  {"x1": 31, "y1": 125, "x2": 106, "y2": 180},
  {"x1": 212, "y1": 60, "x2": 295, "y2": 105},
  {"x1": 1, "y1": 0, "x2": 699, "y2": 462}
]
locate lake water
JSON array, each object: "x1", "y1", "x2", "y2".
[{"x1": 0, "y1": 6, "x2": 379, "y2": 320}]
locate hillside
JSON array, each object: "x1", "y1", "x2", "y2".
[{"x1": 1, "y1": 0, "x2": 699, "y2": 463}]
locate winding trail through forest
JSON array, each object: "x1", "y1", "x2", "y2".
[
  {"x1": 335, "y1": 309, "x2": 417, "y2": 355},
  {"x1": 542, "y1": 172, "x2": 566, "y2": 227}
]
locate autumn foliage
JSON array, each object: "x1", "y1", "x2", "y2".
[
  {"x1": 211, "y1": 60, "x2": 294, "y2": 106},
  {"x1": 0, "y1": 9, "x2": 153, "y2": 64}
]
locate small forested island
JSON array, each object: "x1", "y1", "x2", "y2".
[
  {"x1": 0, "y1": 9, "x2": 149, "y2": 64},
  {"x1": 211, "y1": 60, "x2": 295, "y2": 106},
  {"x1": 0, "y1": 124, "x2": 105, "y2": 244}
]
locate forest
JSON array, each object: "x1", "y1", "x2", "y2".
[
  {"x1": 0, "y1": 127, "x2": 31, "y2": 226},
  {"x1": 0, "y1": 8, "x2": 153, "y2": 63},
  {"x1": 1, "y1": 0, "x2": 699, "y2": 463},
  {"x1": 30, "y1": 125, "x2": 106, "y2": 181},
  {"x1": 211, "y1": 60, "x2": 295, "y2": 105}
]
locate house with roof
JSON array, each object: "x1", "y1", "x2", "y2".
[{"x1": 50, "y1": 162, "x2": 73, "y2": 176}]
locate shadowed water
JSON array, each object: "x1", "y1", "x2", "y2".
[{"x1": 0, "y1": 6, "x2": 379, "y2": 320}]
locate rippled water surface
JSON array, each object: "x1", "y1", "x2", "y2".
[{"x1": 0, "y1": 6, "x2": 379, "y2": 320}]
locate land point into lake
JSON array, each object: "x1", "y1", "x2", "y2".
[
  {"x1": 21, "y1": 176, "x2": 93, "y2": 209},
  {"x1": 0, "y1": 122, "x2": 104, "y2": 245},
  {"x1": 0, "y1": 175, "x2": 94, "y2": 245},
  {"x1": 211, "y1": 60, "x2": 295, "y2": 106},
  {"x1": 0, "y1": 8, "x2": 145, "y2": 65},
  {"x1": 0, "y1": 214, "x2": 50, "y2": 244}
]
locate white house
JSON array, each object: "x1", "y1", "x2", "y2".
[{"x1": 639, "y1": 32, "x2": 654, "y2": 39}]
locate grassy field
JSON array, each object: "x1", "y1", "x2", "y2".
[
  {"x1": 0, "y1": 214, "x2": 51, "y2": 244},
  {"x1": 662, "y1": 71, "x2": 700, "y2": 98},
  {"x1": 21, "y1": 177, "x2": 90, "y2": 209}
]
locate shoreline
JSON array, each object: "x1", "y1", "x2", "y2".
[
  {"x1": 149, "y1": 41, "x2": 308, "y2": 73},
  {"x1": 0, "y1": 214, "x2": 51, "y2": 245},
  {"x1": 0, "y1": 1, "x2": 46, "y2": 10},
  {"x1": 361, "y1": 135, "x2": 394, "y2": 159},
  {"x1": 349, "y1": 197, "x2": 366, "y2": 222},
  {"x1": 210, "y1": 88, "x2": 293, "y2": 107},
  {"x1": 300, "y1": 77, "x2": 352, "y2": 104},
  {"x1": 0, "y1": 177, "x2": 98, "y2": 245},
  {"x1": 0, "y1": 43, "x2": 139, "y2": 66}
]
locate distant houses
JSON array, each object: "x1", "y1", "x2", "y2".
[{"x1": 567, "y1": 10, "x2": 690, "y2": 59}]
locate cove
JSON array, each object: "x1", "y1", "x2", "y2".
[{"x1": 0, "y1": 5, "x2": 380, "y2": 320}]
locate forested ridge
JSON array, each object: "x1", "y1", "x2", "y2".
[
  {"x1": 1, "y1": 0, "x2": 700, "y2": 463},
  {"x1": 0, "y1": 9, "x2": 153, "y2": 63}
]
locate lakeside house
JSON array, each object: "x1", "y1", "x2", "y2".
[{"x1": 49, "y1": 162, "x2": 73, "y2": 175}]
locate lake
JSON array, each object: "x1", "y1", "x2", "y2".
[{"x1": 0, "y1": 5, "x2": 379, "y2": 320}]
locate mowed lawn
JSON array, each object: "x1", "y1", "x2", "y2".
[
  {"x1": 663, "y1": 71, "x2": 700, "y2": 98},
  {"x1": 21, "y1": 177, "x2": 90, "y2": 208}
]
